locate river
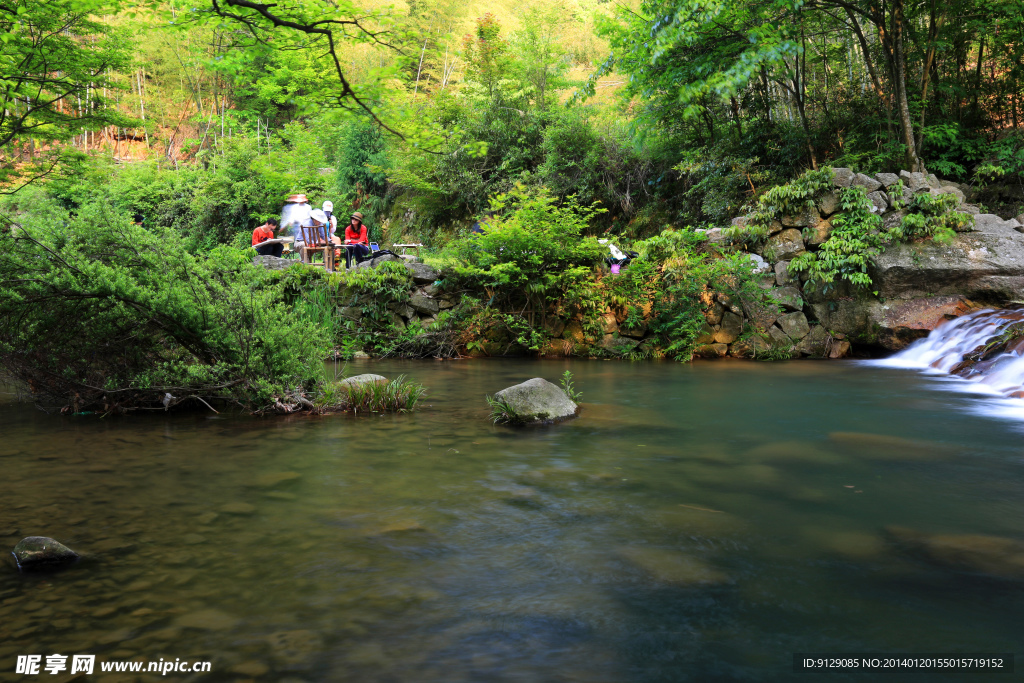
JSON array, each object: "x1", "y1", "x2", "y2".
[{"x1": 1, "y1": 358, "x2": 1022, "y2": 681}]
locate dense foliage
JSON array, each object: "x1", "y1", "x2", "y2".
[
  {"x1": 0, "y1": 0, "x2": 1021, "y2": 403},
  {"x1": 0, "y1": 203, "x2": 328, "y2": 413}
]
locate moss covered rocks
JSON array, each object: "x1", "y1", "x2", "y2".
[
  {"x1": 488, "y1": 378, "x2": 579, "y2": 425},
  {"x1": 12, "y1": 536, "x2": 79, "y2": 572}
]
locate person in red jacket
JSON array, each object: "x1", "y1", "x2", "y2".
[
  {"x1": 342, "y1": 211, "x2": 370, "y2": 268},
  {"x1": 252, "y1": 218, "x2": 282, "y2": 257}
]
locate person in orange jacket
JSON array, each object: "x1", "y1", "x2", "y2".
[
  {"x1": 252, "y1": 218, "x2": 282, "y2": 257},
  {"x1": 342, "y1": 211, "x2": 370, "y2": 268}
]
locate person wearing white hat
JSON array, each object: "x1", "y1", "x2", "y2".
[
  {"x1": 308, "y1": 209, "x2": 330, "y2": 246},
  {"x1": 321, "y1": 201, "x2": 339, "y2": 243}
]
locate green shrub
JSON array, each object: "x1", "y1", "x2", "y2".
[
  {"x1": 892, "y1": 191, "x2": 971, "y2": 245},
  {"x1": 279, "y1": 260, "x2": 415, "y2": 357},
  {"x1": 788, "y1": 186, "x2": 885, "y2": 292},
  {"x1": 444, "y1": 185, "x2": 607, "y2": 320},
  {"x1": 730, "y1": 167, "x2": 835, "y2": 242},
  {"x1": 634, "y1": 228, "x2": 774, "y2": 361},
  {"x1": 790, "y1": 186, "x2": 972, "y2": 291},
  {"x1": 0, "y1": 201, "x2": 328, "y2": 413},
  {"x1": 560, "y1": 370, "x2": 581, "y2": 402},
  {"x1": 486, "y1": 394, "x2": 524, "y2": 425}
]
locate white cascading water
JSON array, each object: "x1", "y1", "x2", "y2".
[{"x1": 874, "y1": 308, "x2": 1024, "y2": 397}]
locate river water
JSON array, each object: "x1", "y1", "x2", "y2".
[{"x1": 1, "y1": 359, "x2": 1022, "y2": 681}]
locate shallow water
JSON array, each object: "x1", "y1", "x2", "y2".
[{"x1": 1, "y1": 359, "x2": 1023, "y2": 681}]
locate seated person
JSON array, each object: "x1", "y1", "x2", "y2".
[
  {"x1": 343, "y1": 211, "x2": 371, "y2": 268},
  {"x1": 307, "y1": 209, "x2": 331, "y2": 244},
  {"x1": 252, "y1": 218, "x2": 282, "y2": 257},
  {"x1": 322, "y1": 200, "x2": 340, "y2": 245}
]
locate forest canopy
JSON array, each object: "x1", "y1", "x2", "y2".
[{"x1": 1, "y1": 0, "x2": 1021, "y2": 239}]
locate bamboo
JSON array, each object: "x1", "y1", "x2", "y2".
[
  {"x1": 414, "y1": 39, "x2": 428, "y2": 95},
  {"x1": 138, "y1": 69, "x2": 150, "y2": 150}
]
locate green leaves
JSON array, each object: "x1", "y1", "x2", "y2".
[
  {"x1": 594, "y1": 0, "x2": 801, "y2": 120},
  {"x1": 0, "y1": 202, "x2": 329, "y2": 412},
  {"x1": 0, "y1": 0, "x2": 135, "y2": 185}
]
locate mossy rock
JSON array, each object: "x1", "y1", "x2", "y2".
[
  {"x1": 489, "y1": 378, "x2": 578, "y2": 425},
  {"x1": 12, "y1": 536, "x2": 79, "y2": 572}
]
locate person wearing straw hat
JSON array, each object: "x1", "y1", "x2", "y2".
[{"x1": 342, "y1": 211, "x2": 370, "y2": 268}]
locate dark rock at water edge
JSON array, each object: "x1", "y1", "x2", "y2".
[
  {"x1": 12, "y1": 536, "x2": 79, "y2": 572},
  {"x1": 778, "y1": 311, "x2": 810, "y2": 340},
  {"x1": 713, "y1": 312, "x2": 743, "y2": 344},
  {"x1": 492, "y1": 378, "x2": 578, "y2": 424}
]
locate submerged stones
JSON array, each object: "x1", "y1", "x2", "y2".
[
  {"x1": 884, "y1": 526, "x2": 1024, "y2": 581},
  {"x1": 219, "y1": 502, "x2": 258, "y2": 516},
  {"x1": 12, "y1": 536, "x2": 79, "y2": 572},
  {"x1": 490, "y1": 378, "x2": 578, "y2": 425},
  {"x1": 173, "y1": 608, "x2": 240, "y2": 631},
  {"x1": 267, "y1": 629, "x2": 324, "y2": 667},
  {"x1": 829, "y1": 431, "x2": 957, "y2": 460},
  {"x1": 617, "y1": 546, "x2": 731, "y2": 586}
]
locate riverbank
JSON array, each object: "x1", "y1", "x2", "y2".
[{"x1": 270, "y1": 168, "x2": 1024, "y2": 364}]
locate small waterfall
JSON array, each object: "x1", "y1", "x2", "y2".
[{"x1": 875, "y1": 308, "x2": 1024, "y2": 397}]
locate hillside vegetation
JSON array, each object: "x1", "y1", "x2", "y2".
[{"x1": 1, "y1": 0, "x2": 1022, "y2": 410}]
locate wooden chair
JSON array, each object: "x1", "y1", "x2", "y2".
[{"x1": 299, "y1": 224, "x2": 334, "y2": 271}]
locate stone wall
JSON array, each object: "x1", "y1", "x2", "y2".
[
  {"x1": 704, "y1": 169, "x2": 1024, "y2": 355},
  {"x1": 254, "y1": 254, "x2": 452, "y2": 332},
  {"x1": 255, "y1": 176, "x2": 1024, "y2": 360}
]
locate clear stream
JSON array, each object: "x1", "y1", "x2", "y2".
[{"x1": 1, "y1": 358, "x2": 1023, "y2": 682}]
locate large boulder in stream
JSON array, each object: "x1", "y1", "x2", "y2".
[
  {"x1": 871, "y1": 214, "x2": 1024, "y2": 301},
  {"x1": 811, "y1": 294, "x2": 979, "y2": 351},
  {"x1": 490, "y1": 378, "x2": 578, "y2": 425},
  {"x1": 12, "y1": 536, "x2": 79, "y2": 572},
  {"x1": 337, "y1": 374, "x2": 388, "y2": 388}
]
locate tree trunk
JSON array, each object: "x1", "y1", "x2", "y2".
[
  {"x1": 915, "y1": 1, "x2": 945, "y2": 154},
  {"x1": 845, "y1": 8, "x2": 894, "y2": 137},
  {"x1": 891, "y1": 0, "x2": 923, "y2": 171},
  {"x1": 794, "y1": 34, "x2": 818, "y2": 170}
]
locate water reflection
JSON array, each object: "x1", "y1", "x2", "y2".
[{"x1": 1, "y1": 359, "x2": 1023, "y2": 681}]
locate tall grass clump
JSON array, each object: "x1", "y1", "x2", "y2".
[{"x1": 326, "y1": 375, "x2": 427, "y2": 414}]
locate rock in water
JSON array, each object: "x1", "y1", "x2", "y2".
[
  {"x1": 337, "y1": 374, "x2": 388, "y2": 388},
  {"x1": 491, "y1": 378, "x2": 578, "y2": 424},
  {"x1": 12, "y1": 536, "x2": 79, "y2": 572}
]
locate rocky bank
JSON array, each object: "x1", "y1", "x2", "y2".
[
  {"x1": 257, "y1": 170, "x2": 1024, "y2": 360},
  {"x1": 704, "y1": 169, "x2": 1024, "y2": 354}
]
